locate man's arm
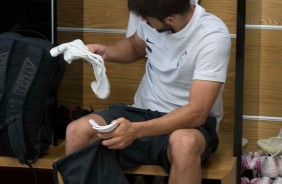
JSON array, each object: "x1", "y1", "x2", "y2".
[
  {"x1": 134, "y1": 80, "x2": 222, "y2": 137},
  {"x1": 98, "y1": 80, "x2": 222, "y2": 149},
  {"x1": 87, "y1": 32, "x2": 146, "y2": 63}
]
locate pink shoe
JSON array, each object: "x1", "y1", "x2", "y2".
[
  {"x1": 251, "y1": 177, "x2": 272, "y2": 184},
  {"x1": 242, "y1": 152, "x2": 253, "y2": 170},
  {"x1": 241, "y1": 177, "x2": 250, "y2": 184},
  {"x1": 258, "y1": 177, "x2": 273, "y2": 184},
  {"x1": 250, "y1": 178, "x2": 260, "y2": 184},
  {"x1": 251, "y1": 155, "x2": 265, "y2": 170},
  {"x1": 250, "y1": 152, "x2": 266, "y2": 170}
]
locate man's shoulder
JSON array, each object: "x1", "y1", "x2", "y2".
[{"x1": 198, "y1": 7, "x2": 229, "y2": 35}]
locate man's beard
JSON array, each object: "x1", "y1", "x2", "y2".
[
  {"x1": 156, "y1": 25, "x2": 175, "y2": 33},
  {"x1": 147, "y1": 22, "x2": 175, "y2": 33}
]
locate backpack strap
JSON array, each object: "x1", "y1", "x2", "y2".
[
  {"x1": 0, "y1": 38, "x2": 15, "y2": 103},
  {"x1": 6, "y1": 44, "x2": 43, "y2": 164}
]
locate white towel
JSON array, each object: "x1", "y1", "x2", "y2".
[{"x1": 50, "y1": 39, "x2": 110, "y2": 99}]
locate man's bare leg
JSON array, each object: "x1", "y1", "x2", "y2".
[
  {"x1": 167, "y1": 129, "x2": 206, "y2": 184},
  {"x1": 65, "y1": 114, "x2": 107, "y2": 154}
]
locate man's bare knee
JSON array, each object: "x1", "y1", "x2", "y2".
[
  {"x1": 168, "y1": 129, "x2": 205, "y2": 161},
  {"x1": 65, "y1": 115, "x2": 104, "y2": 154}
]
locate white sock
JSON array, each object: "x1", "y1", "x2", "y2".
[{"x1": 50, "y1": 39, "x2": 110, "y2": 99}]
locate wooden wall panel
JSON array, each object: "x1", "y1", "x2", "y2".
[
  {"x1": 243, "y1": 29, "x2": 261, "y2": 116},
  {"x1": 219, "y1": 39, "x2": 236, "y2": 132},
  {"x1": 259, "y1": 30, "x2": 282, "y2": 117},
  {"x1": 83, "y1": 60, "x2": 145, "y2": 110},
  {"x1": 258, "y1": 121, "x2": 282, "y2": 139},
  {"x1": 246, "y1": 0, "x2": 282, "y2": 25},
  {"x1": 200, "y1": 0, "x2": 237, "y2": 34},
  {"x1": 243, "y1": 120, "x2": 259, "y2": 152},
  {"x1": 57, "y1": 32, "x2": 84, "y2": 108},
  {"x1": 84, "y1": 0, "x2": 129, "y2": 29},
  {"x1": 56, "y1": 0, "x2": 84, "y2": 107},
  {"x1": 261, "y1": 0, "x2": 282, "y2": 25},
  {"x1": 246, "y1": 0, "x2": 262, "y2": 25},
  {"x1": 57, "y1": 0, "x2": 83, "y2": 27},
  {"x1": 57, "y1": 32, "x2": 84, "y2": 44},
  {"x1": 83, "y1": 32, "x2": 126, "y2": 45}
]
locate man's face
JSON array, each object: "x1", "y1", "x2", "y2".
[{"x1": 141, "y1": 16, "x2": 175, "y2": 33}]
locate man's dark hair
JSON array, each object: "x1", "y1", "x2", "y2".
[{"x1": 128, "y1": 0, "x2": 191, "y2": 21}]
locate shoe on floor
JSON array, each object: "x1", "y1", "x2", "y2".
[
  {"x1": 250, "y1": 177, "x2": 260, "y2": 184},
  {"x1": 261, "y1": 156, "x2": 279, "y2": 178},
  {"x1": 242, "y1": 152, "x2": 252, "y2": 170},
  {"x1": 251, "y1": 177, "x2": 272, "y2": 184},
  {"x1": 273, "y1": 177, "x2": 282, "y2": 184},
  {"x1": 243, "y1": 138, "x2": 249, "y2": 148},
  {"x1": 241, "y1": 176, "x2": 250, "y2": 184},
  {"x1": 257, "y1": 129, "x2": 282, "y2": 156}
]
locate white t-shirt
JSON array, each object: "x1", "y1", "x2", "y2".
[{"x1": 133, "y1": 3, "x2": 231, "y2": 128}]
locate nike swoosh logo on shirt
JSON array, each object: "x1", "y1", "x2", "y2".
[{"x1": 146, "y1": 38, "x2": 154, "y2": 44}]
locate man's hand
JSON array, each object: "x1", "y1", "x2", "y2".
[
  {"x1": 80, "y1": 44, "x2": 107, "y2": 66},
  {"x1": 86, "y1": 44, "x2": 107, "y2": 58},
  {"x1": 97, "y1": 118, "x2": 138, "y2": 149}
]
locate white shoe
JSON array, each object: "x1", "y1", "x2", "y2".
[
  {"x1": 258, "y1": 177, "x2": 272, "y2": 184},
  {"x1": 257, "y1": 129, "x2": 282, "y2": 156},
  {"x1": 251, "y1": 177, "x2": 272, "y2": 184},
  {"x1": 273, "y1": 177, "x2": 282, "y2": 184},
  {"x1": 261, "y1": 156, "x2": 279, "y2": 178},
  {"x1": 243, "y1": 138, "x2": 249, "y2": 147}
]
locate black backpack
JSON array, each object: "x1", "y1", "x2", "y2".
[{"x1": 0, "y1": 32, "x2": 66, "y2": 165}]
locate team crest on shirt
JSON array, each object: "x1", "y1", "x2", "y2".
[{"x1": 177, "y1": 50, "x2": 188, "y2": 67}]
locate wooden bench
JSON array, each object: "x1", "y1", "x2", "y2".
[
  {"x1": 124, "y1": 131, "x2": 237, "y2": 184},
  {"x1": 0, "y1": 131, "x2": 236, "y2": 184}
]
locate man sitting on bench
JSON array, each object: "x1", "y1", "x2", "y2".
[{"x1": 65, "y1": 0, "x2": 231, "y2": 183}]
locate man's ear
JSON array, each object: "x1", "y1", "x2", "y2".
[{"x1": 163, "y1": 15, "x2": 176, "y2": 25}]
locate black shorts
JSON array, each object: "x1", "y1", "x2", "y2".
[{"x1": 93, "y1": 103, "x2": 219, "y2": 173}]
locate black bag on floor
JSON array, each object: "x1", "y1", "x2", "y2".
[{"x1": 0, "y1": 32, "x2": 66, "y2": 165}]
